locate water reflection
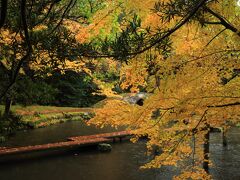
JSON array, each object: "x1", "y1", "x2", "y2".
[
  {"x1": 210, "y1": 128, "x2": 240, "y2": 180},
  {"x1": 0, "y1": 122, "x2": 240, "y2": 180}
]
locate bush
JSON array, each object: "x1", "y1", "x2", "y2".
[
  {"x1": 48, "y1": 70, "x2": 105, "y2": 107},
  {"x1": 10, "y1": 70, "x2": 105, "y2": 107},
  {"x1": 0, "y1": 111, "x2": 24, "y2": 136},
  {"x1": 14, "y1": 76, "x2": 57, "y2": 106}
]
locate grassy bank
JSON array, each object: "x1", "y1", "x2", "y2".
[
  {"x1": 0, "y1": 105, "x2": 94, "y2": 129},
  {"x1": 0, "y1": 105, "x2": 93, "y2": 115},
  {"x1": 22, "y1": 111, "x2": 94, "y2": 128}
]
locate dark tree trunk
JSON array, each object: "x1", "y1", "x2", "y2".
[
  {"x1": 4, "y1": 97, "x2": 12, "y2": 117},
  {"x1": 88, "y1": 0, "x2": 93, "y2": 13},
  {"x1": 222, "y1": 127, "x2": 227, "y2": 147},
  {"x1": 203, "y1": 123, "x2": 210, "y2": 173}
]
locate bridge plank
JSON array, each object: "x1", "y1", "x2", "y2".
[
  {"x1": 0, "y1": 131, "x2": 131, "y2": 156},
  {"x1": 67, "y1": 130, "x2": 131, "y2": 141}
]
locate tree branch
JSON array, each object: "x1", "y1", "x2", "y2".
[
  {"x1": 204, "y1": 6, "x2": 240, "y2": 36},
  {"x1": 34, "y1": 1, "x2": 57, "y2": 26},
  {"x1": 79, "y1": 0, "x2": 209, "y2": 59},
  {"x1": 128, "y1": 0, "x2": 209, "y2": 55},
  {"x1": 0, "y1": 0, "x2": 32, "y2": 100},
  {"x1": 47, "y1": 0, "x2": 76, "y2": 36},
  {"x1": 208, "y1": 101, "x2": 240, "y2": 108},
  {"x1": 204, "y1": 28, "x2": 227, "y2": 48}
]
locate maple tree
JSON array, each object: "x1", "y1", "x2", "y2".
[
  {"x1": 0, "y1": 0, "x2": 76, "y2": 114},
  {"x1": 89, "y1": 0, "x2": 240, "y2": 179},
  {"x1": 0, "y1": 0, "x2": 112, "y2": 115},
  {"x1": 0, "y1": 0, "x2": 239, "y2": 179},
  {"x1": 0, "y1": 0, "x2": 139, "y2": 114}
]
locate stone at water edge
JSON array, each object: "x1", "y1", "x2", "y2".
[{"x1": 97, "y1": 143, "x2": 112, "y2": 152}]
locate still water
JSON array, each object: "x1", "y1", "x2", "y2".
[{"x1": 0, "y1": 121, "x2": 240, "y2": 180}]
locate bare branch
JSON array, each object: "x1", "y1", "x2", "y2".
[
  {"x1": 204, "y1": 6, "x2": 240, "y2": 36},
  {"x1": 204, "y1": 28, "x2": 227, "y2": 48},
  {"x1": 208, "y1": 101, "x2": 240, "y2": 108},
  {"x1": 47, "y1": 0, "x2": 76, "y2": 36}
]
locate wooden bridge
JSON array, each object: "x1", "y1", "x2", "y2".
[{"x1": 0, "y1": 131, "x2": 131, "y2": 156}]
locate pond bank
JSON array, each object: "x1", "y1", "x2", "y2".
[
  {"x1": 21, "y1": 111, "x2": 94, "y2": 129},
  {"x1": 0, "y1": 105, "x2": 95, "y2": 142}
]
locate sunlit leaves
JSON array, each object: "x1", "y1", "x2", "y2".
[{"x1": 90, "y1": 1, "x2": 240, "y2": 179}]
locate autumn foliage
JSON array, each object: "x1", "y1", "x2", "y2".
[
  {"x1": 89, "y1": 1, "x2": 240, "y2": 179},
  {"x1": 0, "y1": 0, "x2": 240, "y2": 179}
]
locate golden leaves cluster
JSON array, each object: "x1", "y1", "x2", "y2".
[{"x1": 90, "y1": 19, "x2": 240, "y2": 179}]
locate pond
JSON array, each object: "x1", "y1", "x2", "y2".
[{"x1": 0, "y1": 121, "x2": 240, "y2": 180}]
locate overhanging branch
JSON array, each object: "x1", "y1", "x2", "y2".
[
  {"x1": 204, "y1": 6, "x2": 240, "y2": 36},
  {"x1": 127, "y1": 0, "x2": 209, "y2": 55},
  {"x1": 208, "y1": 101, "x2": 240, "y2": 108},
  {"x1": 79, "y1": 0, "x2": 209, "y2": 59}
]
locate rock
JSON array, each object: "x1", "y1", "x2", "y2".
[
  {"x1": 135, "y1": 92, "x2": 147, "y2": 99},
  {"x1": 97, "y1": 143, "x2": 112, "y2": 152},
  {"x1": 123, "y1": 92, "x2": 150, "y2": 106},
  {"x1": 26, "y1": 121, "x2": 36, "y2": 129}
]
